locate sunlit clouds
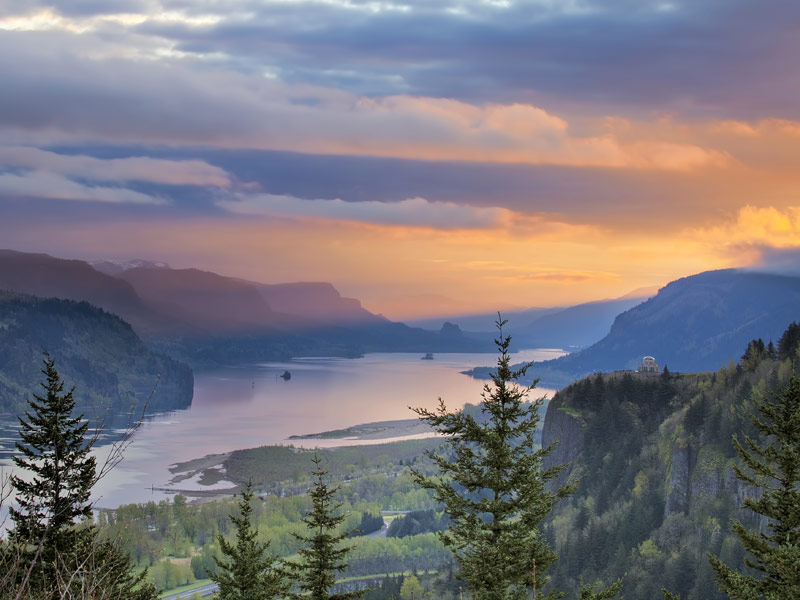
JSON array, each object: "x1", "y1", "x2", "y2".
[
  {"x1": 1, "y1": 0, "x2": 799, "y2": 318},
  {"x1": 0, "y1": 147, "x2": 231, "y2": 187},
  {"x1": 217, "y1": 195, "x2": 513, "y2": 229},
  {"x1": 691, "y1": 206, "x2": 800, "y2": 255},
  {"x1": 0, "y1": 204, "x2": 776, "y2": 319}
]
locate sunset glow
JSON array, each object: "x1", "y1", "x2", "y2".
[{"x1": 1, "y1": 1, "x2": 798, "y2": 319}]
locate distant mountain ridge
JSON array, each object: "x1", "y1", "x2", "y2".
[
  {"x1": 119, "y1": 267, "x2": 278, "y2": 334},
  {"x1": 254, "y1": 281, "x2": 385, "y2": 326},
  {"x1": 91, "y1": 257, "x2": 382, "y2": 327},
  {"x1": 467, "y1": 269, "x2": 800, "y2": 387},
  {"x1": 90, "y1": 259, "x2": 171, "y2": 276},
  {"x1": 512, "y1": 292, "x2": 653, "y2": 350},
  {"x1": 0, "y1": 249, "x2": 176, "y2": 335},
  {"x1": 407, "y1": 288, "x2": 656, "y2": 350},
  {"x1": 0, "y1": 249, "x2": 490, "y2": 367},
  {"x1": 566, "y1": 269, "x2": 800, "y2": 372}
]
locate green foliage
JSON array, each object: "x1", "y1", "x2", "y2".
[
  {"x1": 284, "y1": 454, "x2": 365, "y2": 600},
  {"x1": 0, "y1": 291, "x2": 193, "y2": 413},
  {"x1": 344, "y1": 531, "x2": 449, "y2": 576},
  {"x1": 149, "y1": 558, "x2": 196, "y2": 590},
  {"x1": 387, "y1": 510, "x2": 447, "y2": 538},
  {"x1": 412, "y1": 319, "x2": 574, "y2": 600},
  {"x1": 225, "y1": 439, "x2": 442, "y2": 491},
  {"x1": 9, "y1": 353, "x2": 96, "y2": 562},
  {"x1": 708, "y1": 374, "x2": 800, "y2": 599},
  {"x1": 542, "y1": 323, "x2": 800, "y2": 599},
  {"x1": 400, "y1": 574, "x2": 423, "y2": 600},
  {"x1": 3, "y1": 353, "x2": 157, "y2": 600},
  {"x1": 192, "y1": 545, "x2": 221, "y2": 579},
  {"x1": 75, "y1": 537, "x2": 161, "y2": 600},
  {"x1": 210, "y1": 481, "x2": 283, "y2": 600},
  {"x1": 101, "y1": 458, "x2": 451, "y2": 592},
  {"x1": 353, "y1": 512, "x2": 385, "y2": 537},
  {"x1": 579, "y1": 579, "x2": 623, "y2": 600},
  {"x1": 777, "y1": 321, "x2": 800, "y2": 362}
]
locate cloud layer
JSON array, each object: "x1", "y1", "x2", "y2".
[
  {"x1": 1, "y1": 0, "x2": 800, "y2": 315},
  {"x1": 0, "y1": 171, "x2": 164, "y2": 204},
  {"x1": 217, "y1": 194, "x2": 512, "y2": 229},
  {"x1": 0, "y1": 34, "x2": 730, "y2": 171},
  {"x1": 0, "y1": 146, "x2": 231, "y2": 186}
]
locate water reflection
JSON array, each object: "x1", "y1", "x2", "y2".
[{"x1": 1, "y1": 350, "x2": 564, "y2": 508}]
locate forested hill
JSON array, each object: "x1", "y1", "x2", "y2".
[
  {"x1": 0, "y1": 291, "x2": 193, "y2": 414},
  {"x1": 468, "y1": 269, "x2": 800, "y2": 387},
  {"x1": 539, "y1": 321, "x2": 800, "y2": 599},
  {"x1": 561, "y1": 269, "x2": 800, "y2": 373}
]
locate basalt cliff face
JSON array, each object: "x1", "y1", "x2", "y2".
[
  {"x1": 540, "y1": 327, "x2": 799, "y2": 599},
  {"x1": 542, "y1": 370, "x2": 767, "y2": 521}
]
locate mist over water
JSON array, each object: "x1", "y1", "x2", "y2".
[{"x1": 1, "y1": 350, "x2": 562, "y2": 509}]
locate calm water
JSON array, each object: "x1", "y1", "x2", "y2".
[{"x1": 1, "y1": 350, "x2": 563, "y2": 509}]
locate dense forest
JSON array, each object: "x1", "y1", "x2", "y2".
[
  {"x1": 541, "y1": 321, "x2": 800, "y2": 598},
  {"x1": 0, "y1": 291, "x2": 193, "y2": 414}
]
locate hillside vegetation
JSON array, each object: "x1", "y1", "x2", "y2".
[
  {"x1": 0, "y1": 291, "x2": 193, "y2": 414},
  {"x1": 540, "y1": 321, "x2": 800, "y2": 598}
]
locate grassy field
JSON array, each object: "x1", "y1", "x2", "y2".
[{"x1": 224, "y1": 438, "x2": 444, "y2": 486}]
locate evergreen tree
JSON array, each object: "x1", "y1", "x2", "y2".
[
  {"x1": 579, "y1": 579, "x2": 622, "y2": 600},
  {"x1": 284, "y1": 454, "x2": 365, "y2": 600},
  {"x1": 10, "y1": 352, "x2": 96, "y2": 557},
  {"x1": 5, "y1": 352, "x2": 158, "y2": 600},
  {"x1": 766, "y1": 341, "x2": 777, "y2": 361},
  {"x1": 210, "y1": 480, "x2": 282, "y2": 600},
  {"x1": 67, "y1": 536, "x2": 162, "y2": 600},
  {"x1": 8, "y1": 352, "x2": 97, "y2": 597},
  {"x1": 411, "y1": 318, "x2": 574, "y2": 600},
  {"x1": 777, "y1": 321, "x2": 800, "y2": 362},
  {"x1": 708, "y1": 374, "x2": 800, "y2": 599}
]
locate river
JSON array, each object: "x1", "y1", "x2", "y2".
[{"x1": 0, "y1": 349, "x2": 564, "y2": 510}]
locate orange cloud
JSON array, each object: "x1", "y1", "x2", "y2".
[
  {"x1": 216, "y1": 194, "x2": 513, "y2": 229},
  {"x1": 296, "y1": 97, "x2": 727, "y2": 171},
  {"x1": 711, "y1": 119, "x2": 800, "y2": 138},
  {"x1": 691, "y1": 205, "x2": 800, "y2": 248},
  {"x1": 8, "y1": 202, "x2": 798, "y2": 320}
]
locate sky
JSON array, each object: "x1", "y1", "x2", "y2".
[{"x1": 0, "y1": 0, "x2": 799, "y2": 320}]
